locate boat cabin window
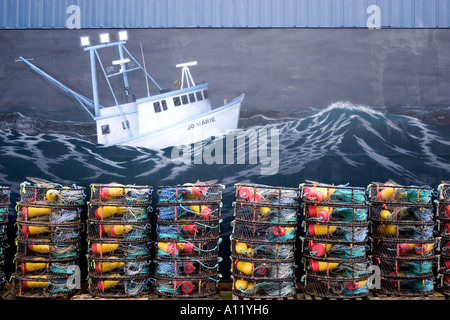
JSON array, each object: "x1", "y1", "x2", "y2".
[
  {"x1": 154, "y1": 100, "x2": 168, "y2": 113},
  {"x1": 173, "y1": 90, "x2": 207, "y2": 107},
  {"x1": 182, "y1": 95, "x2": 189, "y2": 105},
  {"x1": 173, "y1": 96, "x2": 181, "y2": 106},
  {"x1": 189, "y1": 93, "x2": 196, "y2": 103},
  {"x1": 203, "y1": 90, "x2": 208, "y2": 99},
  {"x1": 196, "y1": 91, "x2": 203, "y2": 101},
  {"x1": 101, "y1": 124, "x2": 110, "y2": 135},
  {"x1": 162, "y1": 100, "x2": 168, "y2": 111}
]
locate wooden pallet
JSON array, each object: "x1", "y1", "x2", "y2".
[
  {"x1": 232, "y1": 293, "x2": 297, "y2": 301},
  {"x1": 366, "y1": 290, "x2": 448, "y2": 300}
]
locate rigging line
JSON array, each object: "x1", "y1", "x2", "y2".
[{"x1": 140, "y1": 41, "x2": 150, "y2": 97}]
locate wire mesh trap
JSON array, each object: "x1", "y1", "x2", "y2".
[
  {"x1": 11, "y1": 273, "x2": 78, "y2": 298},
  {"x1": 0, "y1": 186, "x2": 11, "y2": 206},
  {"x1": 88, "y1": 275, "x2": 151, "y2": 298},
  {"x1": 300, "y1": 182, "x2": 367, "y2": 205},
  {"x1": 156, "y1": 219, "x2": 221, "y2": 241},
  {"x1": 153, "y1": 276, "x2": 219, "y2": 298},
  {"x1": 370, "y1": 220, "x2": 435, "y2": 240},
  {"x1": 88, "y1": 239, "x2": 151, "y2": 260},
  {"x1": 155, "y1": 239, "x2": 220, "y2": 259},
  {"x1": 157, "y1": 183, "x2": 223, "y2": 204},
  {"x1": 230, "y1": 237, "x2": 296, "y2": 260},
  {"x1": 16, "y1": 219, "x2": 82, "y2": 242},
  {"x1": 303, "y1": 203, "x2": 368, "y2": 223},
  {"x1": 375, "y1": 275, "x2": 435, "y2": 296},
  {"x1": 20, "y1": 181, "x2": 86, "y2": 207},
  {"x1": 154, "y1": 257, "x2": 220, "y2": 278},
  {"x1": 373, "y1": 256, "x2": 436, "y2": 277},
  {"x1": 157, "y1": 202, "x2": 221, "y2": 221},
  {"x1": 371, "y1": 238, "x2": 436, "y2": 259},
  {"x1": 231, "y1": 256, "x2": 296, "y2": 280},
  {"x1": 303, "y1": 256, "x2": 369, "y2": 279},
  {"x1": 233, "y1": 201, "x2": 299, "y2": 224},
  {"x1": 232, "y1": 218, "x2": 297, "y2": 242},
  {"x1": 89, "y1": 255, "x2": 151, "y2": 277},
  {"x1": 16, "y1": 238, "x2": 81, "y2": 261},
  {"x1": 366, "y1": 182, "x2": 433, "y2": 205},
  {"x1": 303, "y1": 220, "x2": 369, "y2": 242},
  {"x1": 369, "y1": 204, "x2": 434, "y2": 223},
  {"x1": 438, "y1": 182, "x2": 450, "y2": 202},
  {"x1": 18, "y1": 204, "x2": 82, "y2": 223},
  {"x1": 234, "y1": 183, "x2": 301, "y2": 206},
  {"x1": 88, "y1": 203, "x2": 151, "y2": 222},
  {"x1": 89, "y1": 183, "x2": 152, "y2": 205},
  {"x1": 232, "y1": 276, "x2": 297, "y2": 299},
  {"x1": 302, "y1": 237, "x2": 368, "y2": 259},
  {"x1": 304, "y1": 273, "x2": 370, "y2": 299},
  {"x1": 15, "y1": 256, "x2": 79, "y2": 277},
  {"x1": 88, "y1": 220, "x2": 151, "y2": 242}
]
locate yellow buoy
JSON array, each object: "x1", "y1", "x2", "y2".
[
  {"x1": 45, "y1": 189, "x2": 59, "y2": 201},
  {"x1": 95, "y1": 260, "x2": 125, "y2": 273},
  {"x1": 27, "y1": 244, "x2": 50, "y2": 254},
  {"x1": 303, "y1": 187, "x2": 335, "y2": 202},
  {"x1": 188, "y1": 205, "x2": 213, "y2": 219},
  {"x1": 235, "y1": 279, "x2": 248, "y2": 291},
  {"x1": 97, "y1": 274, "x2": 120, "y2": 291},
  {"x1": 157, "y1": 242, "x2": 179, "y2": 256},
  {"x1": 20, "y1": 259, "x2": 49, "y2": 272},
  {"x1": 23, "y1": 276, "x2": 49, "y2": 289},
  {"x1": 377, "y1": 224, "x2": 397, "y2": 236},
  {"x1": 236, "y1": 260, "x2": 253, "y2": 275},
  {"x1": 308, "y1": 224, "x2": 338, "y2": 236},
  {"x1": 380, "y1": 209, "x2": 392, "y2": 220},
  {"x1": 182, "y1": 183, "x2": 207, "y2": 198},
  {"x1": 22, "y1": 207, "x2": 52, "y2": 219},
  {"x1": 100, "y1": 184, "x2": 124, "y2": 200},
  {"x1": 22, "y1": 225, "x2": 51, "y2": 235},
  {"x1": 377, "y1": 187, "x2": 394, "y2": 201},
  {"x1": 235, "y1": 242, "x2": 252, "y2": 256},
  {"x1": 100, "y1": 225, "x2": 133, "y2": 236},
  {"x1": 309, "y1": 260, "x2": 340, "y2": 272},
  {"x1": 91, "y1": 243, "x2": 119, "y2": 254},
  {"x1": 94, "y1": 206, "x2": 127, "y2": 219}
]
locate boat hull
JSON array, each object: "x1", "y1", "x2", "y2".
[{"x1": 109, "y1": 94, "x2": 244, "y2": 150}]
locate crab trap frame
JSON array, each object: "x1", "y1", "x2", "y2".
[
  {"x1": 302, "y1": 237, "x2": 369, "y2": 259},
  {"x1": 155, "y1": 239, "x2": 221, "y2": 259},
  {"x1": 232, "y1": 276, "x2": 297, "y2": 299},
  {"x1": 369, "y1": 204, "x2": 434, "y2": 223},
  {"x1": 303, "y1": 273, "x2": 370, "y2": 299},
  {"x1": 153, "y1": 276, "x2": 219, "y2": 298},
  {"x1": 438, "y1": 182, "x2": 450, "y2": 202},
  {"x1": 371, "y1": 237, "x2": 436, "y2": 259},
  {"x1": 11, "y1": 273, "x2": 78, "y2": 299},
  {"x1": 89, "y1": 183, "x2": 152, "y2": 205},
  {"x1": 157, "y1": 202, "x2": 222, "y2": 221},
  {"x1": 232, "y1": 218, "x2": 297, "y2": 242},
  {"x1": 230, "y1": 236, "x2": 296, "y2": 260},
  {"x1": 156, "y1": 219, "x2": 221, "y2": 242},
  {"x1": 300, "y1": 183, "x2": 367, "y2": 205},
  {"x1": 154, "y1": 256, "x2": 220, "y2": 278},
  {"x1": 88, "y1": 203, "x2": 151, "y2": 222},
  {"x1": 88, "y1": 220, "x2": 151, "y2": 242},
  {"x1": 366, "y1": 182, "x2": 433, "y2": 205},
  {"x1": 20, "y1": 182, "x2": 86, "y2": 207},
  {"x1": 234, "y1": 183, "x2": 301, "y2": 205},
  {"x1": 233, "y1": 201, "x2": 299, "y2": 224},
  {"x1": 157, "y1": 184, "x2": 224, "y2": 204}
]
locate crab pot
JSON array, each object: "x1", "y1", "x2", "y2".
[
  {"x1": 0, "y1": 186, "x2": 11, "y2": 206},
  {"x1": 89, "y1": 274, "x2": 150, "y2": 298},
  {"x1": 303, "y1": 203, "x2": 368, "y2": 223},
  {"x1": 16, "y1": 219, "x2": 82, "y2": 242},
  {"x1": 371, "y1": 237, "x2": 436, "y2": 258},
  {"x1": 303, "y1": 221, "x2": 369, "y2": 242},
  {"x1": 376, "y1": 275, "x2": 435, "y2": 296},
  {"x1": 154, "y1": 257, "x2": 220, "y2": 278},
  {"x1": 88, "y1": 203, "x2": 150, "y2": 222},
  {"x1": 374, "y1": 256, "x2": 436, "y2": 277},
  {"x1": 89, "y1": 183, "x2": 152, "y2": 205},
  {"x1": 304, "y1": 256, "x2": 368, "y2": 278},
  {"x1": 370, "y1": 220, "x2": 435, "y2": 240},
  {"x1": 366, "y1": 183, "x2": 432, "y2": 205},
  {"x1": 0, "y1": 252, "x2": 5, "y2": 291},
  {"x1": 11, "y1": 273, "x2": 78, "y2": 298},
  {"x1": 88, "y1": 239, "x2": 150, "y2": 260},
  {"x1": 233, "y1": 201, "x2": 299, "y2": 224},
  {"x1": 304, "y1": 273, "x2": 370, "y2": 299},
  {"x1": 19, "y1": 183, "x2": 86, "y2": 207},
  {"x1": 232, "y1": 276, "x2": 296, "y2": 299},
  {"x1": 230, "y1": 237, "x2": 296, "y2": 260},
  {"x1": 157, "y1": 202, "x2": 221, "y2": 221},
  {"x1": 157, "y1": 184, "x2": 223, "y2": 204},
  {"x1": 438, "y1": 182, "x2": 450, "y2": 201},
  {"x1": 88, "y1": 220, "x2": 150, "y2": 242},
  {"x1": 153, "y1": 276, "x2": 218, "y2": 298},
  {"x1": 88, "y1": 255, "x2": 151, "y2": 277},
  {"x1": 16, "y1": 239, "x2": 81, "y2": 261},
  {"x1": 155, "y1": 239, "x2": 220, "y2": 259},
  {"x1": 369, "y1": 204, "x2": 434, "y2": 223},
  {"x1": 156, "y1": 219, "x2": 220, "y2": 242},
  {"x1": 231, "y1": 256, "x2": 296, "y2": 279},
  {"x1": 15, "y1": 256, "x2": 79, "y2": 277},
  {"x1": 303, "y1": 237, "x2": 368, "y2": 259},
  {"x1": 0, "y1": 221, "x2": 7, "y2": 242},
  {"x1": 232, "y1": 219, "x2": 297, "y2": 242},
  {"x1": 300, "y1": 183, "x2": 366, "y2": 205},
  {"x1": 234, "y1": 183, "x2": 301, "y2": 206},
  {"x1": 18, "y1": 204, "x2": 82, "y2": 223}
]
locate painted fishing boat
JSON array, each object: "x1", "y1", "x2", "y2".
[{"x1": 16, "y1": 30, "x2": 244, "y2": 150}]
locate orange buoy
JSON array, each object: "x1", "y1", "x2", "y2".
[
  {"x1": 178, "y1": 242, "x2": 195, "y2": 254},
  {"x1": 414, "y1": 243, "x2": 434, "y2": 255},
  {"x1": 308, "y1": 260, "x2": 339, "y2": 272},
  {"x1": 182, "y1": 224, "x2": 197, "y2": 235},
  {"x1": 189, "y1": 205, "x2": 213, "y2": 219},
  {"x1": 303, "y1": 187, "x2": 335, "y2": 202},
  {"x1": 100, "y1": 184, "x2": 124, "y2": 200},
  {"x1": 307, "y1": 206, "x2": 333, "y2": 220},
  {"x1": 377, "y1": 186, "x2": 395, "y2": 201},
  {"x1": 157, "y1": 242, "x2": 179, "y2": 256},
  {"x1": 308, "y1": 241, "x2": 333, "y2": 257}
]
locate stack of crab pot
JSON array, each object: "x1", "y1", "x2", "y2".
[
  {"x1": 0, "y1": 186, "x2": 11, "y2": 292},
  {"x1": 11, "y1": 178, "x2": 85, "y2": 298},
  {"x1": 367, "y1": 181, "x2": 436, "y2": 297},
  {"x1": 87, "y1": 183, "x2": 153, "y2": 298},
  {"x1": 154, "y1": 182, "x2": 223, "y2": 298},
  {"x1": 300, "y1": 182, "x2": 370, "y2": 299},
  {"x1": 231, "y1": 183, "x2": 300, "y2": 300},
  {"x1": 436, "y1": 182, "x2": 450, "y2": 295}
]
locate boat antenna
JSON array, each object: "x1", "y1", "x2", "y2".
[{"x1": 140, "y1": 41, "x2": 150, "y2": 97}]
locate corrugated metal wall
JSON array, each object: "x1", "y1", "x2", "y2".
[{"x1": 1, "y1": 0, "x2": 449, "y2": 29}]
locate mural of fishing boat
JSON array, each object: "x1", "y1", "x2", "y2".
[{"x1": 16, "y1": 30, "x2": 244, "y2": 150}]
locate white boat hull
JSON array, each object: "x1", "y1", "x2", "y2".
[{"x1": 111, "y1": 94, "x2": 243, "y2": 150}]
